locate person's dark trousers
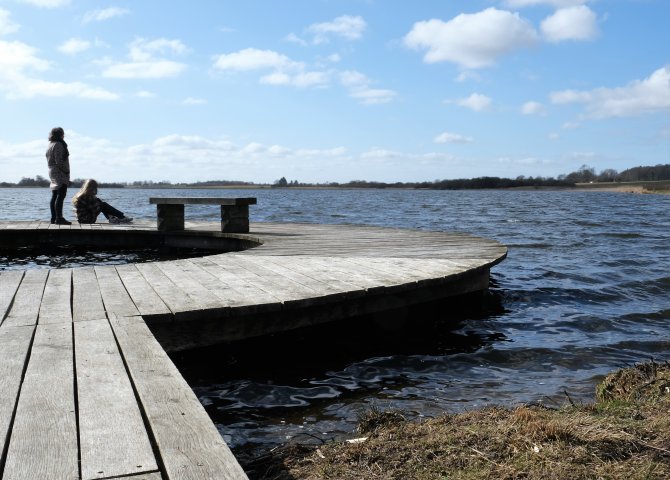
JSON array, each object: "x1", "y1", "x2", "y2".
[
  {"x1": 99, "y1": 201, "x2": 125, "y2": 220},
  {"x1": 50, "y1": 185, "x2": 68, "y2": 223}
]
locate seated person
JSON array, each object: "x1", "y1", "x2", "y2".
[{"x1": 72, "y1": 179, "x2": 133, "y2": 224}]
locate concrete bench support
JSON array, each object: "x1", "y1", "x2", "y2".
[{"x1": 149, "y1": 197, "x2": 257, "y2": 233}]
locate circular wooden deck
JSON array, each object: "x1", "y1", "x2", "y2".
[
  {"x1": 1, "y1": 220, "x2": 507, "y2": 351},
  {"x1": 0, "y1": 220, "x2": 506, "y2": 480}
]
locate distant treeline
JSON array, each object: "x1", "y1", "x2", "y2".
[
  {"x1": 1, "y1": 176, "x2": 125, "y2": 188},
  {"x1": 3, "y1": 164, "x2": 669, "y2": 190}
]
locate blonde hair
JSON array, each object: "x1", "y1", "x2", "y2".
[{"x1": 72, "y1": 179, "x2": 98, "y2": 205}]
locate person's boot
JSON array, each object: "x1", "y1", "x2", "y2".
[{"x1": 56, "y1": 218, "x2": 72, "y2": 225}]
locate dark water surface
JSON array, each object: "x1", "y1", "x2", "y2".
[{"x1": 2, "y1": 187, "x2": 669, "y2": 458}]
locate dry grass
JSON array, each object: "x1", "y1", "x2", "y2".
[{"x1": 245, "y1": 361, "x2": 670, "y2": 480}]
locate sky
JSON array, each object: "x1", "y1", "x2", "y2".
[{"x1": 0, "y1": 0, "x2": 668, "y2": 184}]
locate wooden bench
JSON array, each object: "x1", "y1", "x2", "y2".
[{"x1": 149, "y1": 197, "x2": 257, "y2": 233}]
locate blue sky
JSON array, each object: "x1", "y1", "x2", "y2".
[{"x1": 0, "y1": 0, "x2": 668, "y2": 184}]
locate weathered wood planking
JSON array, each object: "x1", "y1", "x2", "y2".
[
  {"x1": 189, "y1": 257, "x2": 283, "y2": 312},
  {"x1": 124, "y1": 473, "x2": 164, "y2": 480},
  {"x1": 154, "y1": 261, "x2": 224, "y2": 311},
  {"x1": 133, "y1": 262, "x2": 203, "y2": 320},
  {"x1": 72, "y1": 267, "x2": 107, "y2": 322},
  {"x1": 3, "y1": 323, "x2": 78, "y2": 480},
  {"x1": 0, "y1": 325, "x2": 34, "y2": 472},
  {"x1": 115, "y1": 264, "x2": 172, "y2": 321},
  {"x1": 38, "y1": 268, "x2": 72, "y2": 324},
  {"x1": 0, "y1": 271, "x2": 24, "y2": 326},
  {"x1": 3, "y1": 269, "x2": 49, "y2": 328},
  {"x1": 94, "y1": 265, "x2": 141, "y2": 318},
  {"x1": 205, "y1": 255, "x2": 314, "y2": 303},
  {"x1": 110, "y1": 315, "x2": 248, "y2": 480},
  {"x1": 75, "y1": 319, "x2": 158, "y2": 480}
]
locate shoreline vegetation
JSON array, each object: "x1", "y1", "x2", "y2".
[
  {"x1": 245, "y1": 361, "x2": 670, "y2": 480},
  {"x1": 3, "y1": 164, "x2": 669, "y2": 194}
]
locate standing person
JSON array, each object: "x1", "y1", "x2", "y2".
[
  {"x1": 46, "y1": 127, "x2": 71, "y2": 224},
  {"x1": 72, "y1": 179, "x2": 133, "y2": 224}
]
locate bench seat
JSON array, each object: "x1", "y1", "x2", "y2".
[{"x1": 149, "y1": 197, "x2": 257, "y2": 233}]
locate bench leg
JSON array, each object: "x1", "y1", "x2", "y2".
[
  {"x1": 221, "y1": 205, "x2": 249, "y2": 233},
  {"x1": 156, "y1": 204, "x2": 184, "y2": 232}
]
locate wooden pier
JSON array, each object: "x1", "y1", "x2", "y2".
[{"x1": 0, "y1": 220, "x2": 507, "y2": 480}]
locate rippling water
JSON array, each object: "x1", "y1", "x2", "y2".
[{"x1": 2, "y1": 187, "x2": 669, "y2": 459}]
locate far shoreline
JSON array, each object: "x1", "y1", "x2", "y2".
[{"x1": 2, "y1": 181, "x2": 668, "y2": 194}]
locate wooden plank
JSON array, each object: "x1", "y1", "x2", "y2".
[
  {"x1": 153, "y1": 261, "x2": 224, "y2": 310},
  {"x1": 188, "y1": 257, "x2": 283, "y2": 313},
  {"x1": 133, "y1": 262, "x2": 199, "y2": 317},
  {"x1": 124, "y1": 473, "x2": 163, "y2": 480},
  {"x1": 276, "y1": 255, "x2": 382, "y2": 291},
  {"x1": 3, "y1": 323, "x2": 78, "y2": 480},
  {"x1": 0, "y1": 325, "x2": 34, "y2": 469},
  {"x1": 115, "y1": 264, "x2": 172, "y2": 321},
  {"x1": 0, "y1": 270, "x2": 24, "y2": 326},
  {"x1": 72, "y1": 267, "x2": 107, "y2": 322},
  {"x1": 240, "y1": 255, "x2": 366, "y2": 298},
  {"x1": 3, "y1": 269, "x2": 49, "y2": 327},
  {"x1": 75, "y1": 319, "x2": 158, "y2": 480},
  {"x1": 94, "y1": 265, "x2": 140, "y2": 318},
  {"x1": 209, "y1": 255, "x2": 315, "y2": 302},
  {"x1": 109, "y1": 315, "x2": 248, "y2": 480},
  {"x1": 149, "y1": 197, "x2": 256, "y2": 206},
  {"x1": 38, "y1": 268, "x2": 72, "y2": 324}
]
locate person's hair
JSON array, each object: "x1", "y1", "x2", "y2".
[
  {"x1": 49, "y1": 127, "x2": 65, "y2": 142},
  {"x1": 72, "y1": 179, "x2": 98, "y2": 205}
]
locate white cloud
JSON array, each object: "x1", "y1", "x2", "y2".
[
  {"x1": 455, "y1": 71, "x2": 482, "y2": 83},
  {"x1": 361, "y1": 149, "x2": 402, "y2": 159},
  {"x1": 0, "y1": 40, "x2": 46, "y2": 71},
  {"x1": 58, "y1": 38, "x2": 91, "y2": 55},
  {"x1": 103, "y1": 61, "x2": 185, "y2": 79},
  {"x1": 404, "y1": 8, "x2": 538, "y2": 69},
  {"x1": 15, "y1": 79, "x2": 119, "y2": 100},
  {"x1": 1, "y1": 41, "x2": 116, "y2": 99},
  {"x1": 307, "y1": 15, "x2": 366, "y2": 44},
  {"x1": 434, "y1": 131, "x2": 474, "y2": 144},
  {"x1": 339, "y1": 70, "x2": 397, "y2": 105},
  {"x1": 129, "y1": 38, "x2": 188, "y2": 62},
  {"x1": 295, "y1": 147, "x2": 347, "y2": 157},
  {"x1": 0, "y1": 41, "x2": 118, "y2": 100},
  {"x1": 102, "y1": 38, "x2": 188, "y2": 79},
  {"x1": 136, "y1": 90, "x2": 155, "y2": 98},
  {"x1": 550, "y1": 66, "x2": 670, "y2": 118},
  {"x1": 285, "y1": 33, "x2": 307, "y2": 46},
  {"x1": 16, "y1": 0, "x2": 70, "y2": 7},
  {"x1": 0, "y1": 9, "x2": 20, "y2": 35},
  {"x1": 349, "y1": 88, "x2": 396, "y2": 105},
  {"x1": 521, "y1": 101, "x2": 545, "y2": 115},
  {"x1": 562, "y1": 121, "x2": 580, "y2": 129},
  {"x1": 182, "y1": 97, "x2": 206, "y2": 105},
  {"x1": 261, "y1": 70, "x2": 330, "y2": 88},
  {"x1": 214, "y1": 48, "x2": 298, "y2": 71},
  {"x1": 541, "y1": 6, "x2": 598, "y2": 42},
  {"x1": 504, "y1": 0, "x2": 588, "y2": 7},
  {"x1": 456, "y1": 93, "x2": 492, "y2": 112},
  {"x1": 83, "y1": 7, "x2": 129, "y2": 24},
  {"x1": 214, "y1": 48, "x2": 329, "y2": 88}
]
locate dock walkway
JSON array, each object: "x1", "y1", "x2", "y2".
[{"x1": 0, "y1": 220, "x2": 507, "y2": 480}]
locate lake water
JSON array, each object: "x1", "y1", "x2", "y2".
[{"x1": 1, "y1": 187, "x2": 669, "y2": 460}]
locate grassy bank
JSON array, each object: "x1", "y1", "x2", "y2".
[
  {"x1": 574, "y1": 180, "x2": 670, "y2": 194},
  {"x1": 246, "y1": 361, "x2": 670, "y2": 479}
]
